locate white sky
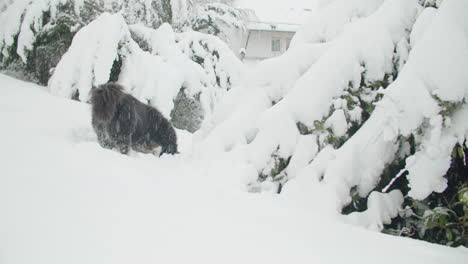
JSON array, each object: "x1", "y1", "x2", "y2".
[{"x1": 233, "y1": 0, "x2": 318, "y2": 24}]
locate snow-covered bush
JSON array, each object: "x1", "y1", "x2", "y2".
[
  {"x1": 199, "y1": 0, "x2": 468, "y2": 246},
  {"x1": 48, "y1": 12, "x2": 243, "y2": 132},
  {"x1": 202, "y1": 0, "x2": 418, "y2": 188},
  {"x1": 384, "y1": 144, "x2": 467, "y2": 247},
  {"x1": 186, "y1": 2, "x2": 251, "y2": 55},
  {"x1": 48, "y1": 12, "x2": 131, "y2": 100},
  {"x1": 0, "y1": 0, "x2": 179, "y2": 84},
  {"x1": 127, "y1": 22, "x2": 243, "y2": 131},
  {"x1": 0, "y1": 0, "x2": 244, "y2": 132}
]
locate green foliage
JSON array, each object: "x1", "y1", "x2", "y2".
[
  {"x1": 438, "y1": 98, "x2": 464, "y2": 120},
  {"x1": 0, "y1": 34, "x2": 20, "y2": 66},
  {"x1": 27, "y1": 15, "x2": 78, "y2": 85},
  {"x1": 419, "y1": 0, "x2": 443, "y2": 8},
  {"x1": 384, "y1": 142, "x2": 468, "y2": 247},
  {"x1": 156, "y1": 0, "x2": 173, "y2": 26},
  {"x1": 1, "y1": 0, "x2": 174, "y2": 86},
  {"x1": 296, "y1": 122, "x2": 311, "y2": 135},
  {"x1": 192, "y1": 15, "x2": 221, "y2": 36},
  {"x1": 108, "y1": 56, "x2": 123, "y2": 83},
  {"x1": 342, "y1": 186, "x2": 369, "y2": 214},
  {"x1": 278, "y1": 60, "x2": 400, "y2": 194},
  {"x1": 257, "y1": 147, "x2": 291, "y2": 193},
  {"x1": 188, "y1": 3, "x2": 245, "y2": 37}
]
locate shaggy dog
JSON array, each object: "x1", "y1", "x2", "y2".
[{"x1": 90, "y1": 83, "x2": 178, "y2": 156}]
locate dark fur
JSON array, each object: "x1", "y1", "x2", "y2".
[{"x1": 90, "y1": 83, "x2": 178, "y2": 155}]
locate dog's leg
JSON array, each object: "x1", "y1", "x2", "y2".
[
  {"x1": 113, "y1": 105, "x2": 136, "y2": 155},
  {"x1": 93, "y1": 120, "x2": 114, "y2": 149}
]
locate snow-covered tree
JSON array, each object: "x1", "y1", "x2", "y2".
[
  {"x1": 198, "y1": 0, "x2": 467, "y2": 246},
  {"x1": 0, "y1": 0, "x2": 246, "y2": 131},
  {"x1": 0, "y1": 0, "x2": 250, "y2": 86},
  {"x1": 47, "y1": 11, "x2": 243, "y2": 132},
  {"x1": 0, "y1": 0, "x2": 177, "y2": 84},
  {"x1": 185, "y1": 2, "x2": 252, "y2": 56}
]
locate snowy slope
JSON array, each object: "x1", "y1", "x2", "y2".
[{"x1": 1, "y1": 73, "x2": 467, "y2": 264}]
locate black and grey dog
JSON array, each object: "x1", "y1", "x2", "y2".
[{"x1": 90, "y1": 83, "x2": 178, "y2": 156}]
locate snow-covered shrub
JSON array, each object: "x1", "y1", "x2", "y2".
[
  {"x1": 176, "y1": 30, "x2": 243, "y2": 92},
  {"x1": 48, "y1": 12, "x2": 243, "y2": 132},
  {"x1": 200, "y1": 0, "x2": 467, "y2": 246},
  {"x1": 0, "y1": 0, "x2": 177, "y2": 84},
  {"x1": 295, "y1": 0, "x2": 468, "y2": 245},
  {"x1": 202, "y1": 0, "x2": 419, "y2": 189},
  {"x1": 48, "y1": 12, "x2": 131, "y2": 100},
  {"x1": 384, "y1": 143, "x2": 467, "y2": 247},
  {"x1": 126, "y1": 22, "x2": 243, "y2": 132},
  {"x1": 186, "y1": 2, "x2": 250, "y2": 55}
]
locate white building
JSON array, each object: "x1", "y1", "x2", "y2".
[{"x1": 242, "y1": 21, "x2": 300, "y2": 60}]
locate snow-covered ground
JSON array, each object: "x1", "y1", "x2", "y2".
[{"x1": 1, "y1": 73, "x2": 466, "y2": 263}]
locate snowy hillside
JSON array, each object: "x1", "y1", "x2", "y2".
[{"x1": 1, "y1": 72, "x2": 466, "y2": 263}]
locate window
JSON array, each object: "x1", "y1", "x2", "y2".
[{"x1": 271, "y1": 38, "x2": 281, "y2": 52}]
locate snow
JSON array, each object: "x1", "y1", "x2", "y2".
[
  {"x1": 404, "y1": 116, "x2": 453, "y2": 199},
  {"x1": 170, "y1": 0, "x2": 190, "y2": 27},
  {"x1": 118, "y1": 39, "x2": 184, "y2": 117},
  {"x1": 1, "y1": 73, "x2": 467, "y2": 264},
  {"x1": 285, "y1": 134, "x2": 319, "y2": 180},
  {"x1": 200, "y1": 0, "x2": 422, "y2": 213},
  {"x1": 0, "y1": 0, "x2": 32, "y2": 59},
  {"x1": 48, "y1": 12, "x2": 243, "y2": 123},
  {"x1": 2, "y1": 0, "x2": 468, "y2": 262},
  {"x1": 0, "y1": 0, "x2": 192, "y2": 65},
  {"x1": 196, "y1": 0, "x2": 468, "y2": 231},
  {"x1": 324, "y1": 109, "x2": 348, "y2": 137},
  {"x1": 345, "y1": 190, "x2": 404, "y2": 231},
  {"x1": 48, "y1": 12, "x2": 129, "y2": 100},
  {"x1": 246, "y1": 21, "x2": 300, "y2": 33},
  {"x1": 291, "y1": 0, "x2": 386, "y2": 45},
  {"x1": 410, "y1": 7, "x2": 437, "y2": 48},
  {"x1": 291, "y1": 0, "x2": 468, "y2": 206}
]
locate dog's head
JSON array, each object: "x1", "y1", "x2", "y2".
[{"x1": 90, "y1": 83, "x2": 124, "y2": 122}]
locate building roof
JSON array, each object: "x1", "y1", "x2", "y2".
[
  {"x1": 247, "y1": 21, "x2": 300, "y2": 33},
  {"x1": 234, "y1": 0, "x2": 315, "y2": 25}
]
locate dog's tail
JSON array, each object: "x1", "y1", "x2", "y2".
[{"x1": 90, "y1": 83, "x2": 124, "y2": 122}]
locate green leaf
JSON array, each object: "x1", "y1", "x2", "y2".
[
  {"x1": 457, "y1": 146, "x2": 464, "y2": 158},
  {"x1": 446, "y1": 229, "x2": 453, "y2": 241},
  {"x1": 452, "y1": 146, "x2": 458, "y2": 158},
  {"x1": 439, "y1": 215, "x2": 447, "y2": 227},
  {"x1": 459, "y1": 188, "x2": 468, "y2": 203}
]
